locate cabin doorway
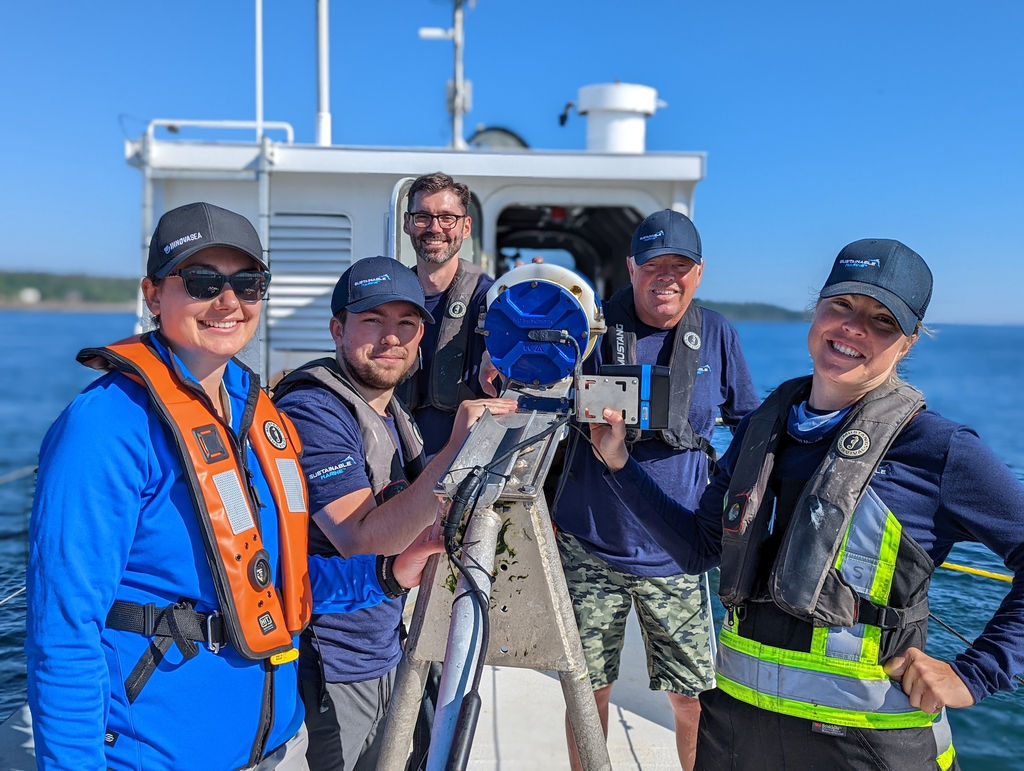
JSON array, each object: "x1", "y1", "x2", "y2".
[{"x1": 494, "y1": 205, "x2": 642, "y2": 301}]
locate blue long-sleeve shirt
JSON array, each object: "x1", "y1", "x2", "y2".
[
  {"x1": 554, "y1": 305, "x2": 760, "y2": 576},
  {"x1": 606, "y1": 408, "x2": 1024, "y2": 705},
  {"x1": 27, "y1": 338, "x2": 388, "y2": 771}
]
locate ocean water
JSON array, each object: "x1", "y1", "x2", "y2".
[{"x1": 1, "y1": 311, "x2": 1022, "y2": 767}]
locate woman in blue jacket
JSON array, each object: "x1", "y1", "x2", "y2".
[
  {"x1": 588, "y1": 239, "x2": 1024, "y2": 770},
  {"x1": 26, "y1": 202, "x2": 439, "y2": 770}
]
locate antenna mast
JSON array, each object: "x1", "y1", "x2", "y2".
[{"x1": 419, "y1": 0, "x2": 472, "y2": 150}]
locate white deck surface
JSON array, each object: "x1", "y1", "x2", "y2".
[
  {"x1": 459, "y1": 611, "x2": 680, "y2": 769},
  {"x1": 1, "y1": 614, "x2": 680, "y2": 769}
]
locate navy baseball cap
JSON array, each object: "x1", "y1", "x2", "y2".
[
  {"x1": 331, "y1": 256, "x2": 433, "y2": 322},
  {"x1": 819, "y1": 239, "x2": 932, "y2": 336},
  {"x1": 630, "y1": 209, "x2": 702, "y2": 265},
  {"x1": 148, "y1": 202, "x2": 267, "y2": 279}
]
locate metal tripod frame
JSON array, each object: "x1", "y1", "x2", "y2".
[{"x1": 377, "y1": 409, "x2": 612, "y2": 770}]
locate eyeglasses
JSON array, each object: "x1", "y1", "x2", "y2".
[
  {"x1": 407, "y1": 211, "x2": 466, "y2": 230},
  {"x1": 166, "y1": 267, "x2": 271, "y2": 303}
]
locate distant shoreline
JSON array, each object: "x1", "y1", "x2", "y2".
[{"x1": 0, "y1": 302, "x2": 135, "y2": 313}]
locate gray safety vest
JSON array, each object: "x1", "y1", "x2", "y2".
[
  {"x1": 714, "y1": 377, "x2": 949, "y2": 743},
  {"x1": 272, "y1": 357, "x2": 425, "y2": 556},
  {"x1": 396, "y1": 259, "x2": 484, "y2": 412},
  {"x1": 601, "y1": 287, "x2": 713, "y2": 457}
]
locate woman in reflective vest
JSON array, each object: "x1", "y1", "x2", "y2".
[
  {"x1": 586, "y1": 239, "x2": 1024, "y2": 770},
  {"x1": 27, "y1": 202, "x2": 440, "y2": 771}
]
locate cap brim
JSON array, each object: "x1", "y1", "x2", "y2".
[
  {"x1": 819, "y1": 281, "x2": 918, "y2": 336},
  {"x1": 632, "y1": 246, "x2": 702, "y2": 265},
  {"x1": 153, "y1": 242, "x2": 269, "y2": 279},
  {"x1": 345, "y1": 294, "x2": 434, "y2": 324}
]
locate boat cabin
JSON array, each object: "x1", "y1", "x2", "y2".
[{"x1": 125, "y1": 83, "x2": 705, "y2": 378}]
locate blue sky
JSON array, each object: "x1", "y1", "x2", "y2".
[{"x1": 2, "y1": 1, "x2": 1022, "y2": 324}]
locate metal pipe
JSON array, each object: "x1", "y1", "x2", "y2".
[
  {"x1": 254, "y1": 133, "x2": 272, "y2": 380},
  {"x1": 255, "y1": 0, "x2": 263, "y2": 141},
  {"x1": 426, "y1": 507, "x2": 502, "y2": 770},
  {"x1": 316, "y1": 0, "x2": 332, "y2": 145},
  {"x1": 137, "y1": 132, "x2": 154, "y2": 334},
  {"x1": 451, "y1": 0, "x2": 466, "y2": 150}
]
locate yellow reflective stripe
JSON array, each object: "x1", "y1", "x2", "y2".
[
  {"x1": 870, "y1": 510, "x2": 901, "y2": 605},
  {"x1": 716, "y1": 674, "x2": 937, "y2": 729},
  {"x1": 811, "y1": 625, "x2": 828, "y2": 657},
  {"x1": 721, "y1": 627, "x2": 884, "y2": 680},
  {"x1": 937, "y1": 743, "x2": 956, "y2": 771},
  {"x1": 860, "y1": 623, "x2": 881, "y2": 666}
]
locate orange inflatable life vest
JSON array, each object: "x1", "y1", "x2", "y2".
[{"x1": 78, "y1": 334, "x2": 312, "y2": 660}]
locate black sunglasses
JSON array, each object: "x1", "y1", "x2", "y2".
[{"x1": 166, "y1": 267, "x2": 271, "y2": 303}]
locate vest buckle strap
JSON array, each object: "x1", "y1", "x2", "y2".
[
  {"x1": 857, "y1": 596, "x2": 930, "y2": 629},
  {"x1": 205, "y1": 610, "x2": 224, "y2": 653},
  {"x1": 141, "y1": 602, "x2": 157, "y2": 637},
  {"x1": 107, "y1": 599, "x2": 230, "y2": 650}
]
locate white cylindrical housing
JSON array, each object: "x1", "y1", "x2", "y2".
[{"x1": 577, "y1": 83, "x2": 662, "y2": 153}]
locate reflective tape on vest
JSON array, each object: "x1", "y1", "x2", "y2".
[
  {"x1": 717, "y1": 628, "x2": 936, "y2": 729},
  {"x1": 275, "y1": 457, "x2": 307, "y2": 513}
]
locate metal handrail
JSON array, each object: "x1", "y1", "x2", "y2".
[
  {"x1": 146, "y1": 118, "x2": 295, "y2": 144},
  {"x1": 0, "y1": 466, "x2": 34, "y2": 486}
]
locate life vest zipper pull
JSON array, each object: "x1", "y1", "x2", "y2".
[{"x1": 245, "y1": 465, "x2": 265, "y2": 509}]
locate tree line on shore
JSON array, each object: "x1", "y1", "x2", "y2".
[
  {"x1": 0, "y1": 271, "x2": 137, "y2": 305},
  {"x1": 0, "y1": 270, "x2": 805, "y2": 321}
]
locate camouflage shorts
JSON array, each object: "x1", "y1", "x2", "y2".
[{"x1": 556, "y1": 530, "x2": 715, "y2": 697}]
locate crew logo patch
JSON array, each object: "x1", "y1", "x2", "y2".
[
  {"x1": 257, "y1": 612, "x2": 276, "y2": 634},
  {"x1": 264, "y1": 420, "x2": 287, "y2": 450},
  {"x1": 837, "y1": 429, "x2": 870, "y2": 458},
  {"x1": 683, "y1": 331, "x2": 701, "y2": 350},
  {"x1": 448, "y1": 300, "x2": 468, "y2": 318}
]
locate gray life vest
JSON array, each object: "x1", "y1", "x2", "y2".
[
  {"x1": 601, "y1": 286, "x2": 713, "y2": 457},
  {"x1": 719, "y1": 376, "x2": 928, "y2": 628},
  {"x1": 396, "y1": 259, "x2": 484, "y2": 412},
  {"x1": 272, "y1": 357, "x2": 425, "y2": 556}
]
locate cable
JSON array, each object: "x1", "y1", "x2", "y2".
[
  {"x1": 440, "y1": 415, "x2": 569, "y2": 770},
  {"x1": 443, "y1": 332, "x2": 584, "y2": 768},
  {"x1": 928, "y1": 611, "x2": 1024, "y2": 687}
]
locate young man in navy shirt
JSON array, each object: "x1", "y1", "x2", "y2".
[{"x1": 274, "y1": 257, "x2": 515, "y2": 770}]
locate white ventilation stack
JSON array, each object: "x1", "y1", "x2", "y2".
[{"x1": 577, "y1": 83, "x2": 665, "y2": 153}]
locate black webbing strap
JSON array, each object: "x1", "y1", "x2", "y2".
[
  {"x1": 107, "y1": 599, "x2": 227, "y2": 703},
  {"x1": 856, "y1": 595, "x2": 931, "y2": 630}
]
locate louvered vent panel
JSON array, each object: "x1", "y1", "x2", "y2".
[{"x1": 267, "y1": 212, "x2": 353, "y2": 352}]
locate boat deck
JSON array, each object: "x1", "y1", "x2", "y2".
[{"x1": 0, "y1": 613, "x2": 679, "y2": 769}]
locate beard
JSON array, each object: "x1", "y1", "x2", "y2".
[
  {"x1": 412, "y1": 230, "x2": 463, "y2": 265},
  {"x1": 340, "y1": 346, "x2": 414, "y2": 391}
]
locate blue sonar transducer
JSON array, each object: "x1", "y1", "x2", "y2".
[{"x1": 575, "y1": 364, "x2": 671, "y2": 429}]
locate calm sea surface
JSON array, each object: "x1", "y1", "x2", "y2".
[{"x1": 1, "y1": 311, "x2": 1022, "y2": 767}]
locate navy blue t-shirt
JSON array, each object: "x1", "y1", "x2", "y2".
[
  {"x1": 411, "y1": 271, "x2": 495, "y2": 459},
  {"x1": 275, "y1": 384, "x2": 405, "y2": 683},
  {"x1": 609, "y1": 407, "x2": 1024, "y2": 705},
  {"x1": 553, "y1": 305, "x2": 759, "y2": 576}
]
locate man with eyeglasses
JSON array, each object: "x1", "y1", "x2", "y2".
[
  {"x1": 553, "y1": 210, "x2": 760, "y2": 771},
  {"x1": 272, "y1": 257, "x2": 516, "y2": 771},
  {"x1": 395, "y1": 172, "x2": 496, "y2": 460}
]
